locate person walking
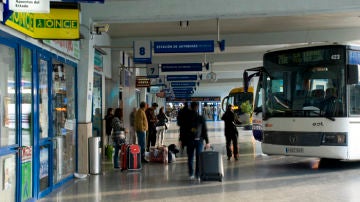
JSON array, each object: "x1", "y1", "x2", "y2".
[
  {"x1": 135, "y1": 101, "x2": 148, "y2": 163},
  {"x1": 156, "y1": 106, "x2": 168, "y2": 146},
  {"x1": 129, "y1": 107, "x2": 137, "y2": 144},
  {"x1": 177, "y1": 102, "x2": 189, "y2": 153},
  {"x1": 145, "y1": 102, "x2": 158, "y2": 151},
  {"x1": 221, "y1": 104, "x2": 239, "y2": 160},
  {"x1": 111, "y1": 108, "x2": 125, "y2": 168},
  {"x1": 181, "y1": 101, "x2": 210, "y2": 180}
]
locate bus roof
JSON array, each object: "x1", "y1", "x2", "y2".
[
  {"x1": 229, "y1": 87, "x2": 254, "y2": 94},
  {"x1": 265, "y1": 42, "x2": 360, "y2": 54}
]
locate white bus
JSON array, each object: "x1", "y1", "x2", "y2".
[{"x1": 251, "y1": 44, "x2": 360, "y2": 160}]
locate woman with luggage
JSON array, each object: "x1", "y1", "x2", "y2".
[{"x1": 112, "y1": 108, "x2": 125, "y2": 168}]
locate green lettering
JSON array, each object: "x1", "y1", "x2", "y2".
[
  {"x1": 36, "y1": 19, "x2": 44, "y2": 28},
  {"x1": 45, "y1": 20, "x2": 53, "y2": 28},
  {"x1": 55, "y1": 19, "x2": 62, "y2": 28},
  {"x1": 63, "y1": 20, "x2": 70, "y2": 28},
  {"x1": 71, "y1": 21, "x2": 78, "y2": 28}
]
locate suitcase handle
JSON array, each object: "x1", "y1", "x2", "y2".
[{"x1": 204, "y1": 145, "x2": 214, "y2": 151}]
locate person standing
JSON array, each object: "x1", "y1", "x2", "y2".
[
  {"x1": 111, "y1": 108, "x2": 125, "y2": 168},
  {"x1": 177, "y1": 103, "x2": 190, "y2": 153},
  {"x1": 182, "y1": 102, "x2": 210, "y2": 180},
  {"x1": 104, "y1": 108, "x2": 114, "y2": 143},
  {"x1": 221, "y1": 104, "x2": 239, "y2": 160},
  {"x1": 135, "y1": 101, "x2": 148, "y2": 162},
  {"x1": 156, "y1": 106, "x2": 168, "y2": 146},
  {"x1": 129, "y1": 107, "x2": 137, "y2": 144},
  {"x1": 145, "y1": 102, "x2": 158, "y2": 151}
]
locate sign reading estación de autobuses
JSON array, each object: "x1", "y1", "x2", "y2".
[{"x1": 5, "y1": 8, "x2": 79, "y2": 39}]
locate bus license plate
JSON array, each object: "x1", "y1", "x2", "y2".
[{"x1": 285, "y1": 147, "x2": 304, "y2": 153}]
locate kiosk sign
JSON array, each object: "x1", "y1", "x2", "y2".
[{"x1": 9, "y1": 0, "x2": 50, "y2": 13}]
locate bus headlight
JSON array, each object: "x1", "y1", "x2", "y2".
[{"x1": 322, "y1": 133, "x2": 347, "y2": 146}]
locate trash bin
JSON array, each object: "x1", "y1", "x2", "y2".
[{"x1": 88, "y1": 137, "x2": 101, "y2": 174}]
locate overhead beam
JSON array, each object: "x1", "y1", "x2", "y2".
[{"x1": 82, "y1": 0, "x2": 360, "y2": 24}]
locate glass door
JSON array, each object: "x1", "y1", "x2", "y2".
[
  {"x1": 52, "y1": 62, "x2": 76, "y2": 183},
  {"x1": 37, "y1": 54, "x2": 52, "y2": 197},
  {"x1": 0, "y1": 42, "x2": 19, "y2": 202},
  {"x1": 20, "y1": 46, "x2": 34, "y2": 202}
]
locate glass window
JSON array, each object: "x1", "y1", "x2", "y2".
[
  {"x1": 39, "y1": 146, "x2": 49, "y2": 191},
  {"x1": 264, "y1": 64, "x2": 346, "y2": 118},
  {"x1": 92, "y1": 73, "x2": 102, "y2": 137},
  {"x1": 39, "y1": 59, "x2": 49, "y2": 139},
  {"x1": 21, "y1": 47, "x2": 33, "y2": 146},
  {"x1": 0, "y1": 45, "x2": 16, "y2": 146},
  {"x1": 52, "y1": 63, "x2": 76, "y2": 182},
  {"x1": 0, "y1": 154, "x2": 17, "y2": 202},
  {"x1": 350, "y1": 84, "x2": 360, "y2": 115}
]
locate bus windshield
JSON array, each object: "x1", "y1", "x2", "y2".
[{"x1": 263, "y1": 51, "x2": 346, "y2": 119}]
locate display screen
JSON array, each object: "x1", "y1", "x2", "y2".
[{"x1": 265, "y1": 45, "x2": 345, "y2": 66}]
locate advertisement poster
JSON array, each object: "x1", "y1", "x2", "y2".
[
  {"x1": 39, "y1": 148, "x2": 49, "y2": 179},
  {"x1": 21, "y1": 147, "x2": 32, "y2": 201},
  {"x1": 2, "y1": 157, "x2": 14, "y2": 190}
]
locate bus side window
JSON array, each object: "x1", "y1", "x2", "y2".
[{"x1": 350, "y1": 85, "x2": 360, "y2": 115}]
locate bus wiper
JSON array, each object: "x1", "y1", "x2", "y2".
[
  {"x1": 302, "y1": 106, "x2": 335, "y2": 121},
  {"x1": 324, "y1": 115, "x2": 335, "y2": 121}
]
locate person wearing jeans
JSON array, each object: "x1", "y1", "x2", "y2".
[
  {"x1": 135, "y1": 101, "x2": 148, "y2": 162},
  {"x1": 186, "y1": 139, "x2": 204, "y2": 178},
  {"x1": 182, "y1": 102, "x2": 210, "y2": 180}
]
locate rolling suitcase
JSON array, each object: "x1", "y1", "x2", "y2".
[
  {"x1": 199, "y1": 149, "x2": 224, "y2": 182},
  {"x1": 127, "y1": 144, "x2": 142, "y2": 170},
  {"x1": 120, "y1": 144, "x2": 129, "y2": 171},
  {"x1": 149, "y1": 146, "x2": 168, "y2": 163}
]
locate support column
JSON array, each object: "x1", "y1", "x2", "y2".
[{"x1": 77, "y1": 22, "x2": 96, "y2": 174}]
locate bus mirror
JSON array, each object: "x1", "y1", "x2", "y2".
[
  {"x1": 243, "y1": 71, "x2": 249, "y2": 92},
  {"x1": 347, "y1": 64, "x2": 359, "y2": 85}
]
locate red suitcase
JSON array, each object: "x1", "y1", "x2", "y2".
[
  {"x1": 127, "y1": 144, "x2": 141, "y2": 170},
  {"x1": 120, "y1": 144, "x2": 129, "y2": 171},
  {"x1": 149, "y1": 146, "x2": 168, "y2": 163}
]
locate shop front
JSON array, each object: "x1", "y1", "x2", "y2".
[{"x1": 0, "y1": 29, "x2": 78, "y2": 201}]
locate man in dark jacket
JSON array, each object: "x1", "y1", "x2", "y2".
[
  {"x1": 145, "y1": 102, "x2": 158, "y2": 151},
  {"x1": 182, "y1": 102, "x2": 210, "y2": 180},
  {"x1": 177, "y1": 102, "x2": 189, "y2": 150},
  {"x1": 222, "y1": 104, "x2": 239, "y2": 160}
]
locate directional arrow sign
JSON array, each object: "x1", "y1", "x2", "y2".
[{"x1": 161, "y1": 63, "x2": 202, "y2": 72}]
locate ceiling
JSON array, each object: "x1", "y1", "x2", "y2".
[{"x1": 94, "y1": 6, "x2": 360, "y2": 98}]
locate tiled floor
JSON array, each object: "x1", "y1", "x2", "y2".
[{"x1": 40, "y1": 121, "x2": 360, "y2": 202}]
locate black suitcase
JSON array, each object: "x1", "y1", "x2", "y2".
[{"x1": 199, "y1": 149, "x2": 224, "y2": 182}]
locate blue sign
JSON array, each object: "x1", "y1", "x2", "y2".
[
  {"x1": 174, "y1": 94, "x2": 192, "y2": 98},
  {"x1": 154, "y1": 40, "x2": 214, "y2": 53},
  {"x1": 162, "y1": 63, "x2": 202, "y2": 72},
  {"x1": 172, "y1": 87, "x2": 194, "y2": 91},
  {"x1": 146, "y1": 64, "x2": 159, "y2": 78},
  {"x1": 173, "y1": 89, "x2": 193, "y2": 92},
  {"x1": 167, "y1": 75, "x2": 197, "y2": 81},
  {"x1": 171, "y1": 82, "x2": 196, "y2": 87}
]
